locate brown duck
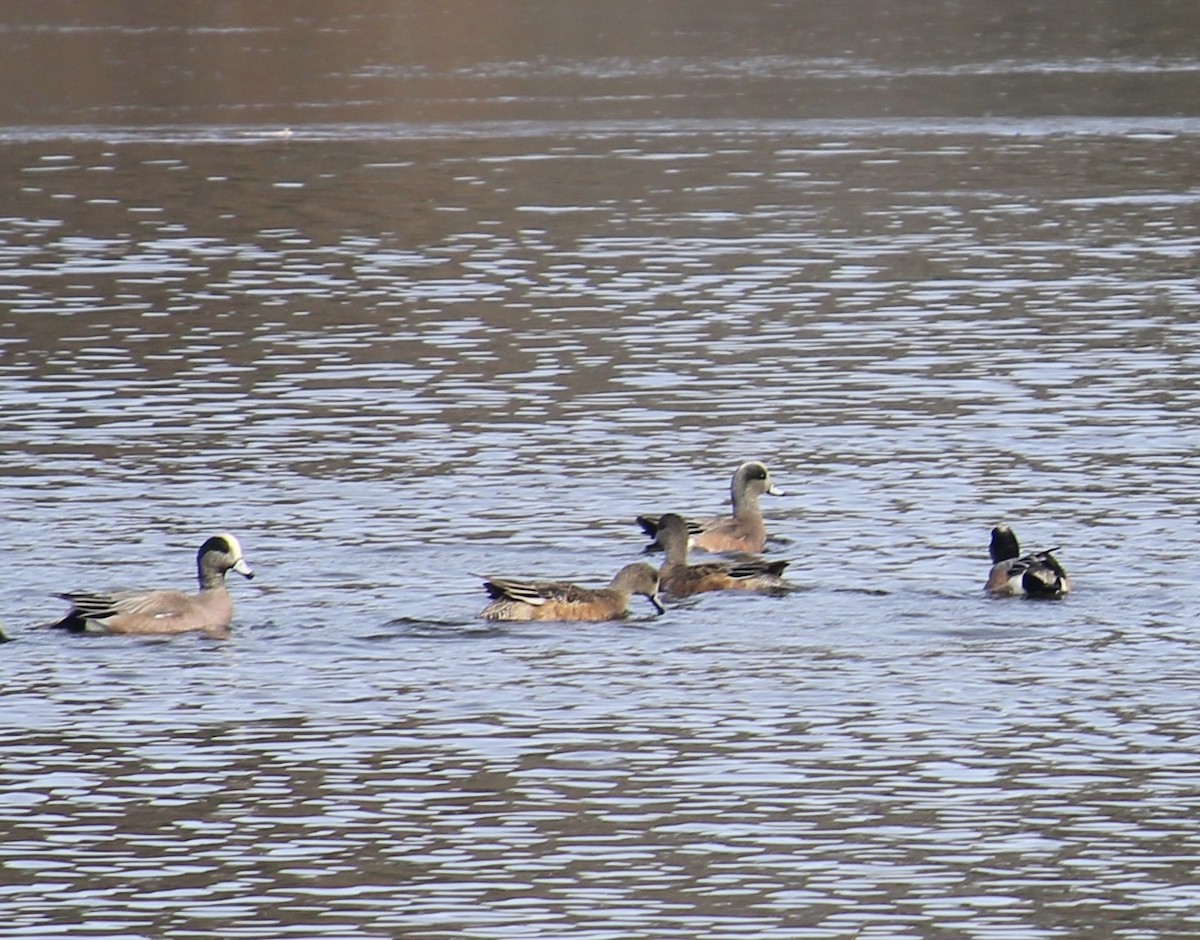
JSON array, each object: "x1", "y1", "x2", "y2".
[
  {"x1": 637, "y1": 461, "x2": 784, "y2": 553},
  {"x1": 655, "y1": 513, "x2": 794, "y2": 597},
  {"x1": 478, "y1": 562, "x2": 665, "y2": 622}
]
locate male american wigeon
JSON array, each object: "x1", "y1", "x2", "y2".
[
  {"x1": 985, "y1": 524, "x2": 1071, "y2": 598},
  {"x1": 637, "y1": 460, "x2": 783, "y2": 553},
  {"x1": 478, "y1": 562, "x2": 666, "y2": 622},
  {"x1": 656, "y1": 513, "x2": 795, "y2": 597},
  {"x1": 49, "y1": 533, "x2": 254, "y2": 636}
]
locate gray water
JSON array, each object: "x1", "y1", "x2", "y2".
[{"x1": 3, "y1": 3, "x2": 1200, "y2": 938}]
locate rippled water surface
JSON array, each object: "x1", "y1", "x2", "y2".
[{"x1": 3, "y1": 3, "x2": 1200, "y2": 938}]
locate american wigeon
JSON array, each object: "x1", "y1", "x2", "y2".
[
  {"x1": 637, "y1": 460, "x2": 783, "y2": 553},
  {"x1": 985, "y1": 525, "x2": 1071, "y2": 598},
  {"x1": 49, "y1": 533, "x2": 254, "y2": 636},
  {"x1": 656, "y1": 513, "x2": 795, "y2": 597},
  {"x1": 478, "y1": 562, "x2": 665, "y2": 622}
]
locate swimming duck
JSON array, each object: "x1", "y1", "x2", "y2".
[
  {"x1": 656, "y1": 512, "x2": 795, "y2": 597},
  {"x1": 479, "y1": 562, "x2": 665, "y2": 621},
  {"x1": 49, "y1": 533, "x2": 254, "y2": 636},
  {"x1": 985, "y1": 524, "x2": 1071, "y2": 598},
  {"x1": 636, "y1": 460, "x2": 784, "y2": 553}
]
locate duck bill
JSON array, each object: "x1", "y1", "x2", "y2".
[
  {"x1": 767, "y1": 483, "x2": 785, "y2": 496},
  {"x1": 648, "y1": 593, "x2": 666, "y2": 615},
  {"x1": 233, "y1": 558, "x2": 255, "y2": 580}
]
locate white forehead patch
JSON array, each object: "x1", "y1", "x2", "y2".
[{"x1": 214, "y1": 532, "x2": 244, "y2": 558}]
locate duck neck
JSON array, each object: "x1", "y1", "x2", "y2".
[
  {"x1": 197, "y1": 561, "x2": 228, "y2": 591},
  {"x1": 660, "y1": 532, "x2": 690, "y2": 567},
  {"x1": 733, "y1": 487, "x2": 761, "y2": 518}
]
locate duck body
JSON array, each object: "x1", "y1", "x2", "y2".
[
  {"x1": 479, "y1": 562, "x2": 665, "y2": 622},
  {"x1": 985, "y1": 525, "x2": 1071, "y2": 598}
]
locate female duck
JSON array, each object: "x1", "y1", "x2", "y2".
[
  {"x1": 636, "y1": 460, "x2": 784, "y2": 554},
  {"x1": 656, "y1": 513, "x2": 794, "y2": 597},
  {"x1": 479, "y1": 562, "x2": 665, "y2": 622}
]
